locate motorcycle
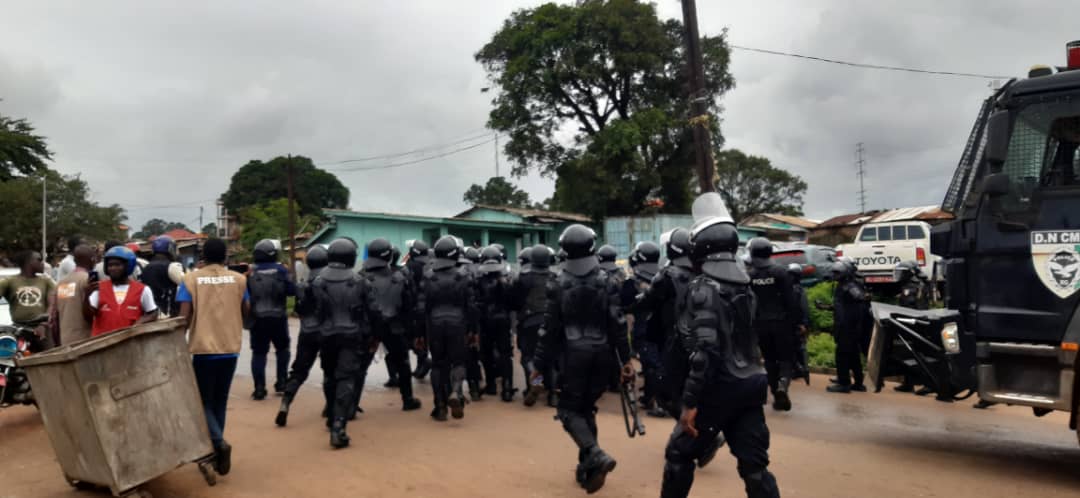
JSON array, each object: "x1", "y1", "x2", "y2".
[{"x1": 0, "y1": 315, "x2": 48, "y2": 407}]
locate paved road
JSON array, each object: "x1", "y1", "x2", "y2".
[{"x1": 3, "y1": 337, "x2": 1079, "y2": 497}]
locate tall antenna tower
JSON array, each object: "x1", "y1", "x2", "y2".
[{"x1": 856, "y1": 142, "x2": 867, "y2": 213}]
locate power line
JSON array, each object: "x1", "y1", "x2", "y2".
[
  {"x1": 729, "y1": 44, "x2": 1013, "y2": 80},
  {"x1": 325, "y1": 137, "x2": 497, "y2": 172},
  {"x1": 320, "y1": 130, "x2": 493, "y2": 165}
]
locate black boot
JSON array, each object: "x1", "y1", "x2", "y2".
[
  {"x1": 431, "y1": 402, "x2": 448, "y2": 422},
  {"x1": 330, "y1": 419, "x2": 350, "y2": 448},
  {"x1": 483, "y1": 382, "x2": 498, "y2": 396},
  {"x1": 402, "y1": 397, "x2": 422, "y2": 411},
  {"x1": 413, "y1": 354, "x2": 431, "y2": 380},
  {"x1": 448, "y1": 395, "x2": 465, "y2": 419},
  {"x1": 251, "y1": 387, "x2": 268, "y2": 401},
  {"x1": 501, "y1": 378, "x2": 516, "y2": 402},
  {"x1": 214, "y1": 440, "x2": 232, "y2": 476},
  {"x1": 547, "y1": 391, "x2": 559, "y2": 408},
  {"x1": 469, "y1": 380, "x2": 483, "y2": 401},
  {"x1": 274, "y1": 380, "x2": 286, "y2": 395},
  {"x1": 772, "y1": 377, "x2": 792, "y2": 411},
  {"x1": 275, "y1": 395, "x2": 293, "y2": 427},
  {"x1": 384, "y1": 376, "x2": 400, "y2": 388},
  {"x1": 580, "y1": 447, "x2": 617, "y2": 494}
]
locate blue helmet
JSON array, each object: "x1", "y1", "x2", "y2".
[
  {"x1": 151, "y1": 235, "x2": 176, "y2": 258},
  {"x1": 104, "y1": 246, "x2": 138, "y2": 275}
]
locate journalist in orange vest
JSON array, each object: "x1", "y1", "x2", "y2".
[{"x1": 83, "y1": 246, "x2": 159, "y2": 336}]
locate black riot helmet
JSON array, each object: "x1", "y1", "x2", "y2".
[
  {"x1": 786, "y1": 263, "x2": 803, "y2": 279},
  {"x1": 689, "y1": 192, "x2": 746, "y2": 283},
  {"x1": 893, "y1": 260, "x2": 922, "y2": 284},
  {"x1": 254, "y1": 239, "x2": 278, "y2": 263},
  {"x1": 432, "y1": 235, "x2": 461, "y2": 270},
  {"x1": 409, "y1": 240, "x2": 430, "y2": 261},
  {"x1": 747, "y1": 237, "x2": 773, "y2": 260},
  {"x1": 479, "y1": 246, "x2": 504, "y2": 273},
  {"x1": 597, "y1": 245, "x2": 617, "y2": 263},
  {"x1": 518, "y1": 246, "x2": 533, "y2": 266},
  {"x1": 391, "y1": 246, "x2": 401, "y2": 266},
  {"x1": 464, "y1": 246, "x2": 482, "y2": 264},
  {"x1": 327, "y1": 238, "x2": 358, "y2": 267},
  {"x1": 306, "y1": 245, "x2": 329, "y2": 270},
  {"x1": 559, "y1": 224, "x2": 599, "y2": 275},
  {"x1": 493, "y1": 243, "x2": 506, "y2": 259},
  {"x1": 630, "y1": 241, "x2": 661, "y2": 281},
  {"x1": 530, "y1": 244, "x2": 552, "y2": 269},
  {"x1": 830, "y1": 259, "x2": 856, "y2": 281},
  {"x1": 364, "y1": 238, "x2": 393, "y2": 270},
  {"x1": 664, "y1": 228, "x2": 692, "y2": 265}
]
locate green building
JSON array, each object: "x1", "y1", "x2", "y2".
[{"x1": 305, "y1": 205, "x2": 596, "y2": 262}]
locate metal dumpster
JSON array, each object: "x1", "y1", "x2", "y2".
[{"x1": 17, "y1": 318, "x2": 216, "y2": 496}]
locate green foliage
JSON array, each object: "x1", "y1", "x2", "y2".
[
  {"x1": 201, "y1": 223, "x2": 218, "y2": 237},
  {"x1": 238, "y1": 198, "x2": 318, "y2": 257},
  {"x1": 714, "y1": 149, "x2": 807, "y2": 223},
  {"x1": 463, "y1": 176, "x2": 532, "y2": 208},
  {"x1": 807, "y1": 281, "x2": 836, "y2": 333},
  {"x1": 806, "y1": 333, "x2": 836, "y2": 369},
  {"x1": 0, "y1": 112, "x2": 53, "y2": 181},
  {"x1": 476, "y1": 0, "x2": 734, "y2": 220},
  {"x1": 222, "y1": 156, "x2": 349, "y2": 218},
  {"x1": 133, "y1": 218, "x2": 190, "y2": 239},
  {"x1": 0, "y1": 170, "x2": 126, "y2": 255}
]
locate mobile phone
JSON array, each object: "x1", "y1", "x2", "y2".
[{"x1": 88, "y1": 270, "x2": 100, "y2": 283}]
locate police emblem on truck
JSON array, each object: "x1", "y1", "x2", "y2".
[{"x1": 1031, "y1": 230, "x2": 1080, "y2": 298}]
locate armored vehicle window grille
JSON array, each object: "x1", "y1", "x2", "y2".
[
  {"x1": 1000, "y1": 114, "x2": 1045, "y2": 212},
  {"x1": 943, "y1": 97, "x2": 993, "y2": 213}
]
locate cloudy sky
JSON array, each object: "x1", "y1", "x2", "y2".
[{"x1": 0, "y1": 0, "x2": 1075, "y2": 232}]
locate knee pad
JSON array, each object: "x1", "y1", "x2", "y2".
[{"x1": 741, "y1": 470, "x2": 779, "y2": 498}]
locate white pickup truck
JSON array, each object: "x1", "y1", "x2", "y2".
[{"x1": 836, "y1": 221, "x2": 942, "y2": 285}]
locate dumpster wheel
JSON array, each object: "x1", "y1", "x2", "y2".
[
  {"x1": 198, "y1": 460, "x2": 217, "y2": 486},
  {"x1": 120, "y1": 489, "x2": 153, "y2": 498}
]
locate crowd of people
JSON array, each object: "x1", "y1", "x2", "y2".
[{"x1": 0, "y1": 191, "x2": 944, "y2": 498}]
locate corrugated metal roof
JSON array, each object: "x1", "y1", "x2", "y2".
[
  {"x1": 816, "y1": 212, "x2": 881, "y2": 228},
  {"x1": 759, "y1": 213, "x2": 819, "y2": 229},
  {"x1": 457, "y1": 204, "x2": 592, "y2": 223},
  {"x1": 816, "y1": 206, "x2": 954, "y2": 228}
]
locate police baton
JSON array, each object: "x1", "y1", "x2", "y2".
[{"x1": 614, "y1": 349, "x2": 645, "y2": 438}]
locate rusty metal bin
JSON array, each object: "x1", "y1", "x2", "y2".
[{"x1": 18, "y1": 318, "x2": 215, "y2": 496}]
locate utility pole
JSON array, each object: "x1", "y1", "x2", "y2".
[
  {"x1": 41, "y1": 174, "x2": 47, "y2": 262},
  {"x1": 286, "y1": 155, "x2": 297, "y2": 279},
  {"x1": 856, "y1": 142, "x2": 868, "y2": 213},
  {"x1": 199, "y1": 206, "x2": 204, "y2": 233},
  {"x1": 681, "y1": 0, "x2": 716, "y2": 193}
]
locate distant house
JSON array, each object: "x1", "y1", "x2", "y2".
[
  {"x1": 739, "y1": 213, "x2": 820, "y2": 243},
  {"x1": 810, "y1": 206, "x2": 954, "y2": 247},
  {"x1": 306, "y1": 205, "x2": 595, "y2": 263}
]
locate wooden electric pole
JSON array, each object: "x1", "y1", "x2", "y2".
[
  {"x1": 681, "y1": 0, "x2": 716, "y2": 193},
  {"x1": 286, "y1": 155, "x2": 297, "y2": 280}
]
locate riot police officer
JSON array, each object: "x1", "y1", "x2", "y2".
[
  {"x1": 628, "y1": 241, "x2": 664, "y2": 416},
  {"x1": 459, "y1": 245, "x2": 485, "y2": 400},
  {"x1": 248, "y1": 239, "x2": 296, "y2": 400},
  {"x1": 746, "y1": 238, "x2": 798, "y2": 411},
  {"x1": 363, "y1": 238, "x2": 423, "y2": 411},
  {"x1": 475, "y1": 246, "x2": 517, "y2": 401},
  {"x1": 597, "y1": 244, "x2": 627, "y2": 393},
  {"x1": 404, "y1": 240, "x2": 433, "y2": 380},
  {"x1": 140, "y1": 235, "x2": 183, "y2": 317},
  {"x1": 660, "y1": 193, "x2": 780, "y2": 498},
  {"x1": 421, "y1": 236, "x2": 476, "y2": 421},
  {"x1": 597, "y1": 245, "x2": 622, "y2": 278},
  {"x1": 532, "y1": 224, "x2": 633, "y2": 494},
  {"x1": 313, "y1": 239, "x2": 373, "y2": 448},
  {"x1": 892, "y1": 260, "x2": 929, "y2": 393},
  {"x1": 276, "y1": 245, "x2": 329, "y2": 427},
  {"x1": 517, "y1": 246, "x2": 533, "y2": 273},
  {"x1": 826, "y1": 260, "x2": 869, "y2": 393},
  {"x1": 787, "y1": 263, "x2": 811, "y2": 385},
  {"x1": 514, "y1": 244, "x2": 559, "y2": 407}
]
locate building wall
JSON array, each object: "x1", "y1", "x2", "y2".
[
  {"x1": 458, "y1": 207, "x2": 526, "y2": 224},
  {"x1": 311, "y1": 217, "x2": 441, "y2": 259}
]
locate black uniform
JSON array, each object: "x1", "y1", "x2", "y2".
[
  {"x1": 660, "y1": 209, "x2": 780, "y2": 498},
  {"x1": 421, "y1": 250, "x2": 476, "y2": 420},
  {"x1": 637, "y1": 259, "x2": 696, "y2": 416},
  {"x1": 897, "y1": 280, "x2": 929, "y2": 310},
  {"x1": 833, "y1": 269, "x2": 868, "y2": 389},
  {"x1": 276, "y1": 251, "x2": 327, "y2": 428},
  {"x1": 475, "y1": 259, "x2": 516, "y2": 401},
  {"x1": 364, "y1": 260, "x2": 421, "y2": 410},
  {"x1": 248, "y1": 261, "x2": 294, "y2": 397},
  {"x1": 535, "y1": 240, "x2": 629, "y2": 493},
  {"x1": 140, "y1": 257, "x2": 179, "y2": 317},
  {"x1": 460, "y1": 255, "x2": 485, "y2": 400},
  {"x1": 747, "y1": 256, "x2": 798, "y2": 410},
  {"x1": 512, "y1": 249, "x2": 558, "y2": 407},
  {"x1": 404, "y1": 251, "x2": 432, "y2": 379},
  {"x1": 313, "y1": 242, "x2": 373, "y2": 448},
  {"x1": 791, "y1": 278, "x2": 811, "y2": 383}
]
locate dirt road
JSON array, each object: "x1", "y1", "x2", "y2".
[{"x1": 4, "y1": 366, "x2": 1080, "y2": 498}]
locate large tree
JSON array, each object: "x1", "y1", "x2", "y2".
[
  {"x1": 201, "y1": 222, "x2": 218, "y2": 237},
  {"x1": 476, "y1": 0, "x2": 733, "y2": 219},
  {"x1": 221, "y1": 156, "x2": 349, "y2": 217},
  {"x1": 0, "y1": 170, "x2": 126, "y2": 254},
  {"x1": 0, "y1": 111, "x2": 53, "y2": 181},
  {"x1": 463, "y1": 176, "x2": 532, "y2": 208},
  {"x1": 714, "y1": 149, "x2": 807, "y2": 223},
  {"x1": 237, "y1": 198, "x2": 319, "y2": 255},
  {"x1": 132, "y1": 218, "x2": 191, "y2": 239}
]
